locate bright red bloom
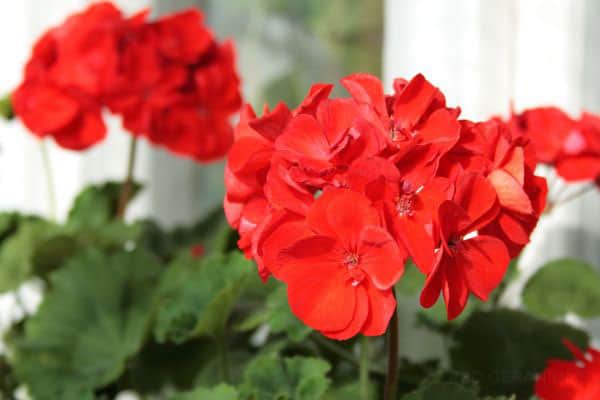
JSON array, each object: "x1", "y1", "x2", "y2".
[
  {"x1": 13, "y1": 3, "x2": 242, "y2": 161},
  {"x1": 271, "y1": 190, "x2": 404, "y2": 339},
  {"x1": 225, "y1": 73, "x2": 546, "y2": 338},
  {"x1": 535, "y1": 341, "x2": 600, "y2": 400},
  {"x1": 420, "y1": 173, "x2": 509, "y2": 319},
  {"x1": 509, "y1": 107, "x2": 600, "y2": 184}
]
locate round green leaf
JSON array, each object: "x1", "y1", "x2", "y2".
[
  {"x1": 523, "y1": 258, "x2": 600, "y2": 318},
  {"x1": 13, "y1": 248, "x2": 163, "y2": 400}
]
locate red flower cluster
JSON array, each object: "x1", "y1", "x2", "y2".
[
  {"x1": 224, "y1": 73, "x2": 546, "y2": 339},
  {"x1": 535, "y1": 341, "x2": 600, "y2": 400},
  {"x1": 508, "y1": 107, "x2": 600, "y2": 184},
  {"x1": 12, "y1": 2, "x2": 241, "y2": 161}
]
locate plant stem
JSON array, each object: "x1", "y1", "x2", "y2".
[
  {"x1": 216, "y1": 334, "x2": 230, "y2": 382},
  {"x1": 384, "y1": 307, "x2": 399, "y2": 400},
  {"x1": 116, "y1": 135, "x2": 139, "y2": 219},
  {"x1": 311, "y1": 334, "x2": 385, "y2": 375},
  {"x1": 359, "y1": 335, "x2": 370, "y2": 400},
  {"x1": 39, "y1": 140, "x2": 57, "y2": 221}
]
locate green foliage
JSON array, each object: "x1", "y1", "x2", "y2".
[
  {"x1": 449, "y1": 309, "x2": 589, "y2": 398},
  {"x1": 239, "y1": 355, "x2": 331, "y2": 400},
  {"x1": 0, "y1": 218, "x2": 59, "y2": 293},
  {"x1": 67, "y1": 181, "x2": 142, "y2": 229},
  {"x1": 171, "y1": 383, "x2": 238, "y2": 400},
  {"x1": 237, "y1": 285, "x2": 311, "y2": 343},
  {"x1": 154, "y1": 252, "x2": 253, "y2": 343},
  {"x1": 523, "y1": 258, "x2": 600, "y2": 318},
  {"x1": 13, "y1": 248, "x2": 162, "y2": 400},
  {"x1": 0, "y1": 94, "x2": 13, "y2": 120}
]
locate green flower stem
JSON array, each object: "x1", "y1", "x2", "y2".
[
  {"x1": 311, "y1": 334, "x2": 385, "y2": 375},
  {"x1": 39, "y1": 140, "x2": 57, "y2": 221},
  {"x1": 116, "y1": 135, "x2": 139, "y2": 219},
  {"x1": 383, "y1": 307, "x2": 399, "y2": 400},
  {"x1": 359, "y1": 335, "x2": 370, "y2": 400}
]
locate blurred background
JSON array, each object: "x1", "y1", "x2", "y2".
[{"x1": 0, "y1": 0, "x2": 598, "y2": 357}]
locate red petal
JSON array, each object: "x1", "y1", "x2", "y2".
[
  {"x1": 295, "y1": 83, "x2": 334, "y2": 116},
  {"x1": 487, "y1": 169, "x2": 533, "y2": 214},
  {"x1": 340, "y1": 73, "x2": 386, "y2": 116},
  {"x1": 316, "y1": 98, "x2": 358, "y2": 146},
  {"x1": 556, "y1": 156, "x2": 600, "y2": 182},
  {"x1": 417, "y1": 108, "x2": 461, "y2": 152},
  {"x1": 498, "y1": 212, "x2": 530, "y2": 245},
  {"x1": 275, "y1": 114, "x2": 332, "y2": 166},
  {"x1": 393, "y1": 74, "x2": 438, "y2": 130},
  {"x1": 392, "y1": 216, "x2": 434, "y2": 275},
  {"x1": 361, "y1": 282, "x2": 396, "y2": 336},
  {"x1": 53, "y1": 110, "x2": 106, "y2": 150},
  {"x1": 264, "y1": 162, "x2": 313, "y2": 216},
  {"x1": 420, "y1": 250, "x2": 444, "y2": 308},
  {"x1": 280, "y1": 239, "x2": 356, "y2": 332},
  {"x1": 442, "y1": 256, "x2": 469, "y2": 320},
  {"x1": 454, "y1": 172, "x2": 499, "y2": 230},
  {"x1": 227, "y1": 137, "x2": 271, "y2": 174},
  {"x1": 13, "y1": 83, "x2": 79, "y2": 134},
  {"x1": 248, "y1": 102, "x2": 291, "y2": 142},
  {"x1": 323, "y1": 284, "x2": 369, "y2": 340},
  {"x1": 459, "y1": 235, "x2": 510, "y2": 301},
  {"x1": 325, "y1": 190, "x2": 380, "y2": 248},
  {"x1": 358, "y1": 226, "x2": 405, "y2": 290}
]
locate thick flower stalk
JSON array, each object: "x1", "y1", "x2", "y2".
[
  {"x1": 12, "y1": 2, "x2": 242, "y2": 162},
  {"x1": 535, "y1": 341, "x2": 600, "y2": 399},
  {"x1": 224, "y1": 73, "x2": 547, "y2": 338}
]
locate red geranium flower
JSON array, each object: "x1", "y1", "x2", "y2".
[
  {"x1": 13, "y1": 3, "x2": 242, "y2": 161},
  {"x1": 509, "y1": 107, "x2": 600, "y2": 184},
  {"x1": 535, "y1": 341, "x2": 600, "y2": 400},
  {"x1": 271, "y1": 189, "x2": 404, "y2": 339},
  {"x1": 225, "y1": 72, "x2": 546, "y2": 338},
  {"x1": 420, "y1": 173, "x2": 509, "y2": 319}
]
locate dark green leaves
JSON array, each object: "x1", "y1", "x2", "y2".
[
  {"x1": 13, "y1": 248, "x2": 162, "y2": 400},
  {"x1": 171, "y1": 384, "x2": 238, "y2": 400},
  {"x1": 523, "y1": 258, "x2": 600, "y2": 318},
  {"x1": 237, "y1": 285, "x2": 311, "y2": 343},
  {"x1": 67, "y1": 181, "x2": 142, "y2": 229},
  {"x1": 449, "y1": 309, "x2": 589, "y2": 398},
  {"x1": 0, "y1": 218, "x2": 59, "y2": 293},
  {"x1": 154, "y1": 252, "x2": 253, "y2": 343},
  {"x1": 239, "y1": 355, "x2": 331, "y2": 400}
]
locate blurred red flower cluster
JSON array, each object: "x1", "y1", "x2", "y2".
[
  {"x1": 12, "y1": 2, "x2": 241, "y2": 162},
  {"x1": 508, "y1": 107, "x2": 600, "y2": 184},
  {"x1": 536, "y1": 341, "x2": 600, "y2": 400},
  {"x1": 224, "y1": 73, "x2": 547, "y2": 339}
]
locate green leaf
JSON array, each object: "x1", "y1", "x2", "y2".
[
  {"x1": 154, "y1": 252, "x2": 253, "y2": 342},
  {"x1": 523, "y1": 258, "x2": 600, "y2": 318},
  {"x1": 67, "y1": 181, "x2": 142, "y2": 229},
  {"x1": 0, "y1": 219, "x2": 59, "y2": 293},
  {"x1": 449, "y1": 309, "x2": 589, "y2": 398},
  {"x1": 0, "y1": 94, "x2": 13, "y2": 120},
  {"x1": 237, "y1": 285, "x2": 311, "y2": 343},
  {"x1": 240, "y1": 355, "x2": 331, "y2": 400},
  {"x1": 170, "y1": 383, "x2": 238, "y2": 400},
  {"x1": 136, "y1": 205, "x2": 232, "y2": 261},
  {"x1": 13, "y1": 248, "x2": 163, "y2": 400},
  {"x1": 416, "y1": 296, "x2": 483, "y2": 335},
  {"x1": 323, "y1": 382, "x2": 377, "y2": 400},
  {"x1": 402, "y1": 382, "x2": 479, "y2": 400}
]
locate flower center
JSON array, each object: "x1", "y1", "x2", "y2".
[
  {"x1": 396, "y1": 193, "x2": 415, "y2": 217},
  {"x1": 343, "y1": 253, "x2": 365, "y2": 287}
]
